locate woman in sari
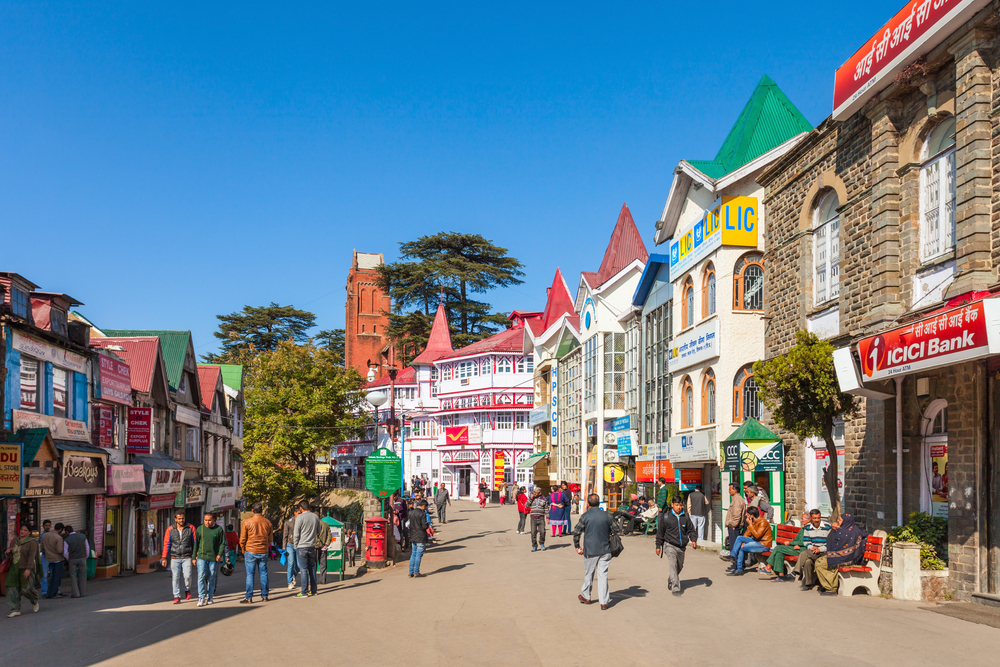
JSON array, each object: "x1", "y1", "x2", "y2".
[
  {"x1": 814, "y1": 513, "x2": 868, "y2": 595},
  {"x1": 549, "y1": 488, "x2": 565, "y2": 537},
  {"x1": 5, "y1": 525, "x2": 43, "y2": 617}
]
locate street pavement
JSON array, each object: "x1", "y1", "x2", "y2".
[{"x1": 2, "y1": 501, "x2": 997, "y2": 667}]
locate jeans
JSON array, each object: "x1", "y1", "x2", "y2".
[
  {"x1": 409, "y1": 542, "x2": 426, "y2": 575},
  {"x1": 517, "y1": 512, "x2": 527, "y2": 533},
  {"x1": 67, "y1": 558, "x2": 87, "y2": 598},
  {"x1": 730, "y1": 536, "x2": 767, "y2": 571},
  {"x1": 196, "y1": 559, "x2": 219, "y2": 600},
  {"x1": 39, "y1": 553, "x2": 48, "y2": 596},
  {"x1": 45, "y1": 561, "x2": 64, "y2": 598},
  {"x1": 170, "y1": 558, "x2": 193, "y2": 599},
  {"x1": 581, "y1": 553, "x2": 612, "y2": 605},
  {"x1": 285, "y1": 544, "x2": 299, "y2": 585},
  {"x1": 296, "y1": 548, "x2": 317, "y2": 595},
  {"x1": 725, "y1": 526, "x2": 742, "y2": 551},
  {"x1": 244, "y1": 551, "x2": 269, "y2": 600},
  {"x1": 690, "y1": 515, "x2": 706, "y2": 541}
]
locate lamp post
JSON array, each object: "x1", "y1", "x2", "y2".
[{"x1": 365, "y1": 374, "x2": 388, "y2": 517}]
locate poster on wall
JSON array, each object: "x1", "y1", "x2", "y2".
[
  {"x1": 678, "y1": 469, "x2": 702, "y2": 492},
  {"x1": 94, "y1": 495, "x2": 106, "y2": 556},
  {"x1": 814, "y1": 448, "x2": 845, "y2": 517},
  {"x1": 930, "y1": 444, "x2": 948, "y2": 518}
]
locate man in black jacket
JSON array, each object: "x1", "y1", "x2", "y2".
[
  {"x1": 408, "y1": 500, "x2": 431, "y2": 578},
  {"x1": 655, "y1": 496, "x2": 697, "y2": 596},
  {"x1": 572, "y1": 494, "x2": 618, "y2": 610}
]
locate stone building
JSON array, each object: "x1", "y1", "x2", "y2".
[
  {"x1": 344, "y1": 250, "x2": 394, "y2": 380},
  {"x1": 758, "y1": 0, "x2": 1000, "y2": 601}
]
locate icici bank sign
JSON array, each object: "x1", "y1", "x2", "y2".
[{"x1": 858, "y1": 299, "x2": 1000, "y2": 381}]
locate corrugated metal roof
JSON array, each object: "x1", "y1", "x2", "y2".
[
  {"x1": 217, "y1": 364, "x2": 243, "y2": 392},
  {"x1": 90, "y1": 337, "x2": 161, "y2": 393},
  {"x1": 366, "y1": 365, "x2": 417, "y2": 388},
  {"x1": 539, "y1": 268, "x2": 577, "y2": 333},
  {"x1": 586, "y1": 204, "x2": 648, "y2": 289},
  {"x1": 411, "y1": 302, "x2": 454, "y2": 365},
  {"x1": 438, "y1": 326, "x2": 525, "y2": 360},
  {"x1": 11, "y1": 428, "x2": 49, "y2": 466},
  {"x1": 197, "y1": 365, "x2": 221, "y2": 411},
  {"x1": 102, "y1": 330, "x2": 191, "y2": 391}
]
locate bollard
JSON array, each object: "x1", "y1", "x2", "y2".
[{"x1": 892, "y1": 542, "x2": 922, "y2": 600}]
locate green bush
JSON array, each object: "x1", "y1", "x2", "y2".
[{"x1": 886, "y1": 512, "x2": 948, "y2": 570}]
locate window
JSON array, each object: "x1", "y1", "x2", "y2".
[
  {"x1": 734, "y1": 253, "x2": 764, "y2": 311},
  {"x1": 481, "y1": 357, "x2": 492, "y2": 375},
  {"x1": 415, "y1": 455, "x2": 421, "y2": 467},
  {"x1": 813, "y1": 191, "x2": 841, "y2": 304},
  {"x1": 583, "y1": 336, "x2": 598, "y2": 413},
  {"x1": 50, "y1": 309, "x2": 68, "y2": 337},
  {"x1": 11, "y1": 287, "x2": 30, "y2": 319},
  {"x1": 178, "y1": 374, "x2": 187, "y2": 395},
  {"x1": 53, "y1": 367, "x2": 68, "y2": 419},
  {"x1": 431, "y1": 368, "x2": 439, "y2": 381},
  {"x1": 682, "y1": 276, "x2": 694, "y2": 328},
  {"x1": 702, "y1": 264, "x2": 716, "y2": 317},
  {"x1": 515, "y1": 412, "x2": 527, "y2": 429},
  {"x1": 603, "y1": 332, "x2": 625, "y2": 409},
  {"x1": 431, "y1": 383, "x2": 438, "y2": 398},
  {"x1": 921, "y1": 117, "x2": 956, "y2": 262},
  {"x1": 458, "y1": 361, "x2": 477, "y2": 379},
  {"x1": 680, "y1": 376, "x2": 693, "y2": 429},
  {"x1": 362, "y1": 324, "x2": 365, "y2": 333},
  {"x1": 496, "y1": 412, "x2": 513, "y2": 430},
  {"x1": 517, "y1": 356, "x2": 534, "y2": 373},
  {"x1": 734, "y1": 365, "x2": 763, "y2": 422},
  {"x1": 185, "y1": 427, "x2": 200, "y2": 461},
  {"x1": 558, "y1": 348, "x2": 582, "y2": 483},
  {"x1": 701, "y1": 369, "x2": 716, "y2": 425},
  {"x1": 497, "y1": 357, "x2": 512, "y2": 373},
  {"x1": 643, "y1": 302, "x2": 671, "y2": 448},
  {"x1": 527, "y1": 355, "x2": 534, "y2": 373},
  {"x1": 20, "y1": 357, "x2": 39, "y2": 412},
  {"x1": 443, "y1": 365, "x2": 452, "y2": 381}
]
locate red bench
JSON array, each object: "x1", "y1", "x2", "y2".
[
  {"x1": 837, "y1": 531, "x2": 886, "y2": 596},
  {"x1": 760, "y1": 524, "x2": 802, "y2": 561}
]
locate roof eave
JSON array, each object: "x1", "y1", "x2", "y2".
[{"x1": 714, "y1": 132, "x2": 811, "y2": 190}]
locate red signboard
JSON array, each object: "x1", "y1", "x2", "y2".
[
  {"x1": 92, "y1": 406, "x2": 114, "y2": 448},
  {"x1": 444, "y1": 426, "x2": 469, "y2": 446},
  {"x1": 94, "y1": 495, "x2": 106, "y2": 556},
  {"x1": 858, "y1": 300, "x2": 998, "y2": 381},
  {"x1": 97, "y1": 354, "x2": 132, "y2": 406},
  {"x1": 147, "y1": 494, "x2": 177, "y2": 510},
  {"x1": 127, "y1": 407, "x2": 152, "y2": 454},
  {"x1": 636, "y1": 459, "x2": 675, "y2": 484},
  {"x1": 833, "y1": 0, "x2": 991, "y2": 120},
  {"x1": 336, "y1": 445, "x2": 354, "y2": 455},
  {"x1": 493, "y1": 452, "x2": 505, "y2": 491}
]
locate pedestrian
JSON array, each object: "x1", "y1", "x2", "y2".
[
  {"x1": 655, "y1": 496, "x2": 698, "y2": 596},
  {"x1": 292, "y1": 500, "x2": 321, "y2": 598},
  {"x1": 561, "y1": 482, "x2": 574, "y2": 534},
  {"x1": 36, "y1": 520, "x2": 50, "y2": 597},
  {"x1": 161, "y1": 510, "x2": 196, "y2": 603},
  {"x1": 549, "y1": 487, "x2": 565, "y2": 537},
  {"x1": 315, "y1": 510, "x2": 332, "y2": 582},
  {"x1": 39, "y1": 521, "x2": 65, "y2": 599},
  {"x1": 63, "y1": 526, "x2": 90, "y2": 598},
  {"x1": 655, "y1": 477, "x2": 670, "y2": 514},
  {"x1": 345, "y1": 529, "x2": 359, "y2": 567},
  {"x1": 528, "y1": 488, "x2": 550, "y2": 552},
  {"x1": 194, "y1": 511, "x2": 226, "y2": 607},
  {"x1": 721, "y1": 483, "x2": 746, "y2": 558},
  {"x1": 408, "y1": 500, "x2": 431, "y2": 577},
  {"x1": 282, "y1": 513, "x2": 299, "y2": 590},
  {"x1": 573, "y1": 493, "x2": 619, "y2": 610},
  {"x1": 515, "y1": 487, "x2": 528, "y2": 534},
  {"x1": 434, "y1": 484, "x2": 451, "y2": 524},
  {"x1": 5, "y1": 524, "x2": 42, "y2": 618},
  {"x1": 499, "y1": 483, "x2": 507, "y2": 506},
  {"x1": 477, "y1": 481, "x2": 488, "y2": 508},
  {"x1": 239, "y1": 502, "x2": 273, "y2": 603},
  {"x1": 393, "y1": 492, "x2": 409, "y2": 550},
  {"x1": 225, "y1": 524, "x2": 240, "y2": 560},
  {"x1": 686, "y1": 485, "x2": 709, "y2": 544}
]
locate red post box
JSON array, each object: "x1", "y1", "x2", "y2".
[{"x1": 365, "y1": 517, "x2": 388, "y2": 569}]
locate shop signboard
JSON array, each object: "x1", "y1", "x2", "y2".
[
  {"x1": 24, "y1": 472, "x2": 55, "y2": 497},
  {"x1": 857, "y1": 299, "x2": 1000, "y2": 381},
  {"x1": 94, "y1": 495, "x2": 106, "y2": 556},
  {"x1": 107, "y1": 464, "x2": 145, "y2": 495},
  {"x1": 174, "y1": 405, "x2": 201, "y2": 427},
  {"x1": 528, "y1": 407, "x2": 548, "y2": 428},
  {"x1": 603, "y1": 464, "x2": 625, "y2": 484},
  {"x1": 551, "y1": 368, "x2": 558, "y2": 440},
  {"x1": 206, "y1": 486, "x2": 236, "y2": 512},
  {"x1": 444, "y1": 426, "x2": 470, "y2": 446},
  {"x1": 722, "y1": 439, "x2": 784, "y2": 473},
  {"x1": 185, "y1": 483, "x2": 206, "y2": 506},
  {"x1": 12, "y1": 331, "x2": 87, "y2": 373},
  {"x1": 95, "y1": 354, "x2": 132, "y2": 405},
  {"x1": 636, "y1": 458, "x2": 674, "y2": 483},
  {"x1": 148, "y1": 468, "x2": 185, "y2": 495},
  {"x1": 142, "y1": 494, "x2": 177, "y2": 510},
  {"x1": 669, "y1": 196, "x2": 759, "y2": 278},
  {"x1": 174, "y1": 485, "x2": 186, "y2": 507},
  {"x1": 833, "y1": 0, "x2": 992, "y2": 121},
  {"x1": 678, "y1": 469, "x2": 703, "y2": 492},
  {"x1": 12, "y1": 410, "x2": 90, "y2": 442},
  {"x1": 616, "y1": 431, "x2": 638, "y2": 457},
  {"x1": 336, "y1": 445, "x2": 354, "y2": 455},
  {"x1": 364, "y1": 447, "x2": 402, "y2": 498},
  {"x1": 667, "y1": 430, "x2": 715, "y2": 463},
  {"x1": 60, "y1": 454, "x2": 106, "y2": 495},
  {"x1": 127, "y1": 408, "x2": 152, "y2": 453},
  {"x1": 0, "y1": 443, "x2": 24, "y2": 497},
  {"x1": 493, "y1": 452, "x2": 504, "y2": 490},
  {"x1": 92, "y1": 405, "x2": 114, "y2": 448},
  {"x1": 668, "y1": 319, "x2": 719, "y2": 373}
]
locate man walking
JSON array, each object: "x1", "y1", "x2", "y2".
[
  {"x1": 37, "y1": 520, "x2": 51, "y2": 597},
  {"x1": 561, "y1": 482, "x2": 574, "y2": 534},
  {"x1": 282, "y1": 514, "x2": 299, "y2": 590},
  {"x1": 721, "y1": 483, "x2": 746, "y2": 557},
  {"x1": 194, "y1": 512, "x2": 226, "y2": 607},
  {"x1": 655, "y1": 496, "x2": 697, "y2": 596},
  {"x1": 63, "y1": 526, "x2": 90, "y2": 598},
  {"x1": 239, "y1": 502, "x2": 273, "y2": 603},
  {"x1": 40, "y1": 521, "x2": 65, "y2": 599},
  {"x1": 528, "y1": 488, "x2": 550, "y2": 552},
  {"x1": 408, "y1": 499, "x2": 431, "y2": 577},
  {"x1": 161, "y1": 510, "x2": 196, "y2": 603},
  {"x1": 434, "y1": 484, "x2": 451, "y2": 524},
  {"x1": 315, "y1": 510, "x2": 332, "y2": 583},
  {"x1": 292, "y1": 500, "x2": 321, "y2": 598},
  {"x1": 686, "y1": 485, "x2": 709, "y2": 544},
  {"x1": 573, "y1": 493, "x2": 618, "y2": 610},
  {"x1": 655, "y1": 477, "x2": 670, "y2": 513}
]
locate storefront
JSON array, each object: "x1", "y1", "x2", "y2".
[
  {"x1": 719, "y1": 419, "x2": 785, "y2": 532},
  {"x1": 183, "y1": 482, "x2": 206, "y2": 525},
  {"x1": 104, "y1": 463, "x2": 145, "y2": 576},
  {"x1": 667, "y1": 430, "x2": 722, "y2": 543},
  {"x1": 134, "y1": 453, "x2": 184, "y2": 573},
  {"x1": 205, "y1": 485, "x2": 237, "y2": 529},
  {"x1": 53, "y1": 443, "x2": 108, "y2": 549}
]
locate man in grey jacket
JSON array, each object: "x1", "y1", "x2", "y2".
[
  {"x1": 434, "y1": 486, "x2": 451, "y2": 524},
  {"x1": 572, "y1": 494, "x2": 618, "y2": 610},
  {"x1": 63, "y1": 526, "x2": 90, "y2": 598},
  {"x1": 292, "y1": 500, "x2": 321, "y2": 597}
]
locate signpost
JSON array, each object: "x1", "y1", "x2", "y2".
[{"x1": 364, "y1": 447, "x2": 403, "y2": 499}]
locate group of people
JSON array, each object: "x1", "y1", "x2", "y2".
[
  {"x1": 507, "y1": 481, "x2": 575, "y2": 551},
  {"x1": 4, "y1": 520, "x2": 93, "y2": 618},
  {"x1": 390, "y1": 488, "x2": 446, "y2": 577}
]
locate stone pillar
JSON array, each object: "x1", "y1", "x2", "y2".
[
  {"x1": 893, "y1": 541, "x2": 923, "y2": 601},
  {"x1": 863, "y1": 101, "x2": 904, "y2": 328},
  {"x1": 946, "y1": 29, "x2": 996, "y2": 297}
]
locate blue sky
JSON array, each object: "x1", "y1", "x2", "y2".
[{"x1": 1, "y1": 1, "x2": 904, "y2": 356}]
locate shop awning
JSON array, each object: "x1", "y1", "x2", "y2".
[
  {"x1": 516, "y1": 452, "x2": 548, "y2": 469},
  {"x1": 134, "y1": 453, "x2": 185, "y2": 473},
  {"x1": 11, "y1": 428, "x2": 51, "y2": 466},
  {"x1": 720, "y1": 418, "x2": 779, "y2": 443},
  {"x1": 54, "y1": 441, "x2": 109, "y2": 456}
]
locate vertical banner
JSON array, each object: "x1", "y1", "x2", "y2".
[
  {"x1": 493, "y1": 451, "x2": 505, "y2": 490},
  {"x1": 94, "y1": 494, "x2": 106, "y2": 556},
  {"x1": 127, "y1": 408, "x2": 152, "y2": 454},
  {"x1": 92, "y1": 406, "x2": 115, "y2": 448}
]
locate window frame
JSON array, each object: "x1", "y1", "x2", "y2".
[
  {"x1": 813, "y1": 191, "x2": 841, "y2": 306},
  {"x1": 733, "y1": 365, "x2": 763, "y2": 423},
  {"x1": 702, "y1": 264, "x2": 716, "y2": 318},
  {"x1": 19, "y1": 356, "x2": 40, "y2": 413},
  {"x1": 680, "y1": 376, "x2": 694, "y2": 430},
  {"x1": 920, "y1": 118, "x2": 957, "y2": 264},
  {"x1": 701, "y1": 369, "x2": 716, "y2": 426},
  {"x1": 733, "y1": 253, "x2": 764, "y2": 312},
  {"x1": 682, "y1": 276, "x2": 695, "y2": 329}
]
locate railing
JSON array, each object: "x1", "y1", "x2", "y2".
[{"x1": 316, "y1": 475, "x2": 366, "y2": 491}]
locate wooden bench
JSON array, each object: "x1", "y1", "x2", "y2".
[
  {"x1": 837, "y1": 530, "x2": 887, "y2": 596},
  {"x1": 759, "y1": 524, "x2": 802, "y2": 562}
]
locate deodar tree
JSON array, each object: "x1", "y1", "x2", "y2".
[{"x1": 753, "y1": 330, "x2": 859, "y2": 520}]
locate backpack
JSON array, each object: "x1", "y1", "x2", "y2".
[{"x1": 609, "y1": 521, "x2": 624, "y2": 558}]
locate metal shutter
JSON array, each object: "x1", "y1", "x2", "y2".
[{"x1": 38, "y1": 496, "x2": 86, "y2": 531}]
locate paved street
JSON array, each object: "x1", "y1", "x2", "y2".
[{"x1": 3, "y1": 501, "x2": 997, "y2": 667}]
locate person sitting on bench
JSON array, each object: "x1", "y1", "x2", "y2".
[
  {"x1": 763, "y1": 512, "x2": 810, "y2": 580},
  {"x1": 612, "y1": 497, "x2": 646, "y2": 535},
  {"x1": 796, "y1": 510, "x2": 833, "y2": 590},
  {"x1": 726, "y1": 506, "x2": 772, "y2": 576}
]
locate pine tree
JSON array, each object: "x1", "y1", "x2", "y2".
[{"x1": 203, "y1": 303, "x2": 316, "y2": 362}]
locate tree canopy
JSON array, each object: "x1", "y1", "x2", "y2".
[
  {"x1": 753, "y1": 330, "x2": 859, "y2": 520},
  {"x1": 203, "y1": 303, "x2": 316, "y2": 363},
  {"x1": 314, "y1": 328, "x2": 345, "y2": 361}
]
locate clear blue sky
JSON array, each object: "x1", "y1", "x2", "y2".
[{"x1": 1, "y1": 1, "x2": 903, "y2": 356}]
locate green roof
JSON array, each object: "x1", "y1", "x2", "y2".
[
  {"x1": 103, "y1": 330, "x2": 192, "y2": 391},
  {"x1": 517, "y1": 452, "x2": 549, "y2": 468},
  {"x1": 721, "y1": 417, "x2": 780, "y2": 443},
  {"x1": 217, "y1": 364, "x2": 244, "y2": 392},
  {"x1": 685, "y1": 75, "x2": 812, "y2": 180},
  {"x1": 11, "y1": 428, "x2": 50, "y2": 466}
]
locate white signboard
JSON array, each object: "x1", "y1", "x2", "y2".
[
  {"x1": 206, "y1": 486, "x2": 237, "y2": 511},
  {"x1": 668, "y1": 429, "x2": 716, "y2": 463},
  {"x1": 668, "y1": 319, "x2": 719, "y2": 373},
  {"x1": 13, "y1": 410, "x2": 90, "y2": 442},
  {"x1": 12, "y1": 331, "x2": 87, "y2": 374}
]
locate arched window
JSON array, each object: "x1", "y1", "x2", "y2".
[
  {"x1": 701, "y1": 369, "x2": 716, "y2": 425},
  {"x1": 920, "y1": 117, "x2": 956, "y2": 262},
  {"x1": 702, "y1": 263, "x2": 716, "y2": 317},
  {"x1": 813, "y1": 191, "x2": 840, "y2": 304},
  {"x1": 733, "y1": 253, "x2": 764, "y2": 311},
  {"x1": 682, "y1": 276, "x2": 694, "y2": 328},
  {"x1": 733, "y1": 365, "x2": 762, "y2": 422},
  {"x1": 680, "y1": 376, "x2": 694, "y2": 429},
  {"x1": 920, "y1": 399, "x2": 948, "y2": 514}
]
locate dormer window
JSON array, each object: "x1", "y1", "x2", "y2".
[
  {"x1": 179, "y1": 374, "x2": 188, "y2": 394},
  {"x1": 11, "y1": 287, "x2": 30, "y2": 319},
  {"x1": 50, "y1": 308, "x2": 68, "y2": 337}
]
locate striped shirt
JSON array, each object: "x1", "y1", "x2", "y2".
[{"x1": 803, "y1": 521, "x2": 832, "y2": 552}]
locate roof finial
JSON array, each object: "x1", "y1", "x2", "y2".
[{"x1": 439, "y1": 285, "x2": 444, "y2": 306}]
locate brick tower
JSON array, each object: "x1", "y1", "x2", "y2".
[{"x1": 344, "y1": 250, "x2": 393, "y2": 380}]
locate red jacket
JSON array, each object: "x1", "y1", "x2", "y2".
[{"x1": 516, "y1": 493, "x2": 528, "y2": 513}]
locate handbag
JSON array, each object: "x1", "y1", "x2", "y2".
[{"x1": 609, "y1": 526, "x2": 624, "y2": 558}]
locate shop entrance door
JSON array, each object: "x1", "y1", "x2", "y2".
[
  {"x1": 459, "y1": 468, "x2": 471, "y2": 497},
  {"x1": 987, "y1": 375, "x2": 1000, "y2": 594}
]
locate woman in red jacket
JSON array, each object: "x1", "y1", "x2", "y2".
[{"x1": 515, "y1": 487, "x2": 529, "y2": 534}]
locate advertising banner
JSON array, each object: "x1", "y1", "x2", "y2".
[
  {"x1": 127, "y1": 408, "x2": 152, "y2": 454},
  {"x1": 96, "y1": 354, "x2": 132, "y2": 405},
  {"x1": 148, "y1": 468, "x2": 185, "y2": 495},
  {"x1": 0, "y1": 443, "x2": 24, "y2": 497},
  {"x1": 668, "y1": 430, "x2": 715, "y2": 463},
  {"x1": 13, "y1": 410, "x2": 90, "y2": 442},
  {"x1": 616, "y1": 431, "x2": 638, "y2": 457},
  {"x1": 92, "y1": 405, "x2": 114, "y2": 448},
  {"x1": 668, "y1": 319, "x2": 720, "y2": 373},
  {"x1": 12, "y1": 331, "x2": 87, "y2": 373},
  {"x1": 930, "y1": 444, "x2": 948, "y2": 518},
  {"x1": 94, "y1": 494, "x2": 106, "y2": 556},
  {"x1": 635, "y1": 458, "x2": 675, "y2": 483},
  {"x1": 528, "y1": 407, "x2": 548, "y2": 428},
  {"x1": 669, "y1": 196, "x2": 759, "y2": 278},
  {"x1": 444, "y1": 426, "x2": 470, "y2": 446},
  {"x1": 493, "y1": 452, "x2": 505, "y2": 490},
  {"x1": 206, "y1": 486, "x2": 237, "y2": 512},
  {"x1": 108, "y1": 464, "x2": 146, "y2": 495},
  {"x1": 813, "y1": 447, "x2": 846, "y2": 517},
  {"x1": 678, "y1": 469, "x2": 703, "y2": 492},
  {"x1": 723, "y1": 439, "x2": 784, "y2": 473}
]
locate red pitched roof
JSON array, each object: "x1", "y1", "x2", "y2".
[
  {"x1": 438, "y1": 326, "x2": 525, "y2": 360},
  {"x1": 366, "y1": 365, "x2": 417, "y2": 388},
  {"x1": 539, "y1": 268, "x2": 577, "y2": 333},
  {"x1": 90, "y1": 337, "x2": 160, "y2": 393},
  {"x1": 584, "y1": 204, "x2": 649, "y2": 288},
  {"x1": 411, "y1": 301, "x2": 454, "y2": 365},
  {"x1": 197, "y1": 365, "x2": 221, "y2": 411}
]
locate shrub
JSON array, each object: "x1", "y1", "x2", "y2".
[{"x1": 885, "y1": 512, "x2": 948, "y2": 570}]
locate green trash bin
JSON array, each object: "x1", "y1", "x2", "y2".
[
  {"x1": 87, "y1": 556, "x2": 97, "y2": 580},
  {"x1": 321, "y1": 515, "x2": 345, "y2": 582}
]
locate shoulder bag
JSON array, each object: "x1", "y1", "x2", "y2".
[{"x1": 609, "y1": 522, "x2": 624, "y2": 558}]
